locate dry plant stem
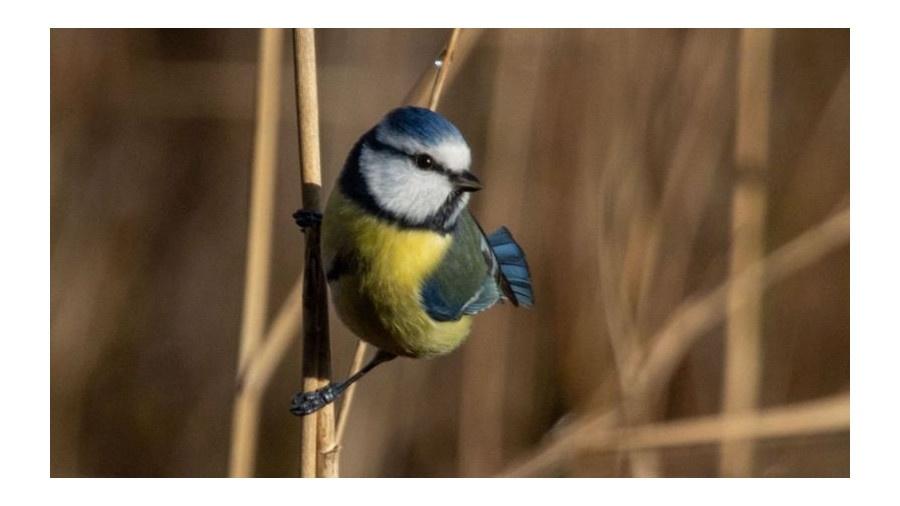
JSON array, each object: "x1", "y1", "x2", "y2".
[
  {"x1": 592, "y1": 393, "x2": 848, "y2": 453},
  {"x1": 500, "y1": 207, "x2": 848, "y2": 477},
  {"x1": 720, "y1": 28, "x2": 774, "y2": 477},
  {"x1": 402, "y1": 64, "x2": 440, "y2": 108},
  {"x1": 632, "y1": 32, "x2": 731, "y2": 341},
  {"x1": 293, "y1": 28, "x2": 336, "y2": 478},
  {"x1": 242, "y1": 277, "x2": 303, "y2": 397},
  {"x1": 403, "y1": 30, "x2": 482, "y2": 108},
  {"x1": 500, "y1": 409, "x2": 622, "y2": 478},
  {"x1": 309, "y1": 227, "x2": 334, "y2": 477},
  {"x1": 622, "y1": 36, "x2": 731, "y2": 476},
  {"x1": 598, "y1": 216, "x2": 637, "y2": 476},
  {"x1": 228, "y1": 27, "x2": 283, "y2": 478},
  {"x1": 230, "y1": 275, "x2": 303, "y2": 476},
  {"x1": 593, "y1": 35, "x2": 731, "y2": 475},
  {"x1": 333, "y1": 341, "x2": 368, "y2": 446},
  {"x1": 633, "y1": 207, "x2": 849, "y2": 415},
  {"x1": 501, "y1": 393, "x2": 848, "y2": 477},
  {"x1": 597, "y1": 159, "x2": 645, "y2": 388},
  {"x1": 427, "y1": 29, "x2": 462, "y2": 111},
  {"x1": 597, "y1": 166, "x2": 658, "y2": 476}
]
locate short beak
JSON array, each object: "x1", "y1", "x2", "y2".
[{"x1": 452, "y1": 171, "x2": 483, "y2": 192}]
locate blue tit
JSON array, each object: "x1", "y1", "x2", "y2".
[{"x1": 290, "y1": 106, "x2": 533, "y2": 416}]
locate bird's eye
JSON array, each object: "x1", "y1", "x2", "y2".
[{"x1": 414, "y1": 154, "x2": 434, "y2": 169}]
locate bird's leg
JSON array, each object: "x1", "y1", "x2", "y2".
[
  {"x1": 290, "y1": 350, "x2": 396, "y2": 416},
  {"x1": 292, "y1": 208, "x2": 323, "y2": 231}
]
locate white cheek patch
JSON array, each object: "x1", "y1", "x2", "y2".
[{"x1": 360, "y1": 146, "x2": 456, "y2": 224}]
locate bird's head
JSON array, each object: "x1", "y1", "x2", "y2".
[{"x1": 346, "y1": 107, "x2": 481, "y2": 232}]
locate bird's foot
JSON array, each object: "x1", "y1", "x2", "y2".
[
  {"x1": 289, "y1": 384, "x2": 339, "y2": 416},
  {"x1": 293, "y1": 209, "x2": 323, "y2": 231}
]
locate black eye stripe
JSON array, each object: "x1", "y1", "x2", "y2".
[
  {"x1": 411, "y1": 153, "x2": 449, "y2": 175},
  {"x1": 365, "y1": 136, "x2": 408, "y2": 158},
  {"x1": 365, "y1": 137, "x2": 451, "y2": 176}
]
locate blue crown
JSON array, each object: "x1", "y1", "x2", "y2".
[{"x1": 379, "y1": 106, "x2": 464, "y2": 147}]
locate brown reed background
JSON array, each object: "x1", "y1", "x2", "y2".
[{"x1": 50, "y1": 28, "x2": 849, "y2": 477}]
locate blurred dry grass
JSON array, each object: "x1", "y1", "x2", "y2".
[{"x1": 50, "y1": 28, "x2": 849, "y2": 477}]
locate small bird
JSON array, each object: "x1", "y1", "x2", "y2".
[{"x1": 291, "y1": 106, "x2": 533, "y2": 415}]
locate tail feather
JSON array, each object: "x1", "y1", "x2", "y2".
[{"x1": 487, "y1": 226, "x2": 534, "y2": 307}]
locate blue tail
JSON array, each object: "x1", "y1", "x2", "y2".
[{"x1": 487, "y1": 227, "x2": 534, "y2": 307}]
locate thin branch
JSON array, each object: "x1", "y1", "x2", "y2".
[
  {"x1": 499, "y1": 409, "x2": 622, "y2": 478},
  {"x1": 500, "y1": 393, "x2": 848, "y2": 477},
  {"x1": 401, "y1": 30, "x2": 485, "y2": 109},
  {"x1": 333, "y1": 341, "x2": 368, "y2": 446},
  {"x1": 597, "y1": 162, "x2": 659, "y2": 476},
  {"x1": 241, "y1": 277, "x2": 303, "y2": 397},
  {"x1": 402, "y1": 57, "x2": 442, "y2": 108},
  {"x1": 592, "y1": 393, "x2": 848, "y2": 453},
  {"x1": 632, "y1": 32, "x2": 732, "y2": 341},
  {"x1": 228, "y1": 27, "x2": 283, "y2": 478},
  {"x1": 293, "y1": 28, "x2": 335, "y2": 478},
  {"x1": 427, "y1": 29, "x2": 462, "y2": 111},
  {"x1": 294, "y1": 29, "x2": 323, "y2": 211},
  {"x1": 720, "y1": 28, "x2": 774, "y2": 476}
]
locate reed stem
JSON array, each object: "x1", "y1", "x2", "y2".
[
  {"x1": 228, "y1": 27, "x2": 283, "y2": 478},
  {"x1": 427, "y1": 29, "x2": 462, "y2": 111},
  {"x1": 292, "y1": 28, "x2": 335, "y2": 478},
  {"x1": 720, "y1": 28, "x2": 774, "y2": 477},
  {"x1": 333, "y1": 341, "x2": 368, "y2": 446},
  {"x1": 500, "y1": 393, "x2": 848, "y2": 477}
]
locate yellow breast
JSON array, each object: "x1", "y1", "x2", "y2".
[{"x1": 322, "y1": 190, "x2": 472, "y2": 357}]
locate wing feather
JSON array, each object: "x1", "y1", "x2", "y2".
[{"x1": 420, "y1": 211, "x2": 501, "y2": 321}]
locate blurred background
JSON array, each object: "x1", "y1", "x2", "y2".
[{"x1": 50, "y1": 28, "x2": 849, "y2": 477}]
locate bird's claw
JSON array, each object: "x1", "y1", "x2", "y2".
[
  {"x1": 289, "y1": 384, "x2": 337, "y2": 416},
  {"x1": 293, "y1": 209, "x2": 323, "y2": 231}
]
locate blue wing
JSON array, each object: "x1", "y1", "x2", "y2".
[
  {"x1": 485, "y1": 226, "x2": 534, "y2": 307},
  {"x1": 421, "y1": 211, "x2": 533, "y2": 322}
]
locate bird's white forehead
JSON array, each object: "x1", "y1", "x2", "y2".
[{"x1": 375, "y1": 124, "x2": 471, "y2": 173}]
